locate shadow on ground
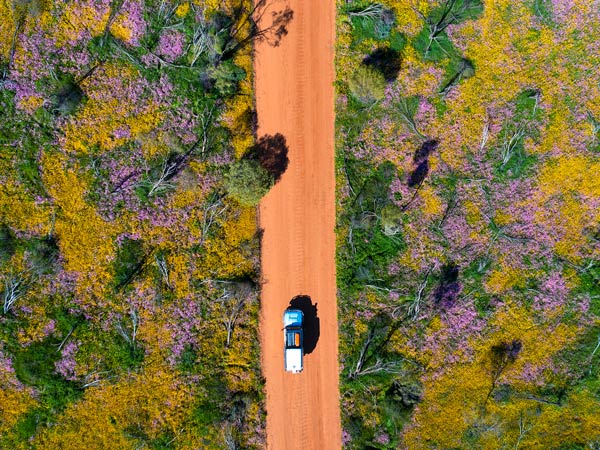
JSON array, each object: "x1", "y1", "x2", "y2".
[
  {"x1": 248, "y1": 133, "x2": 289, "y2": 182},
  {"x1": 288, "y1": 295, "x2": 319, "y2": 354}
]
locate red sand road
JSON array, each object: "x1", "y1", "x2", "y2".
[{"x1": 255, "y1": 0, "x2": 340, "y2": 448}]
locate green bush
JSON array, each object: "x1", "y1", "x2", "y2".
[
  {"x1": 348, "y1": 65, "x2": 386, "y2": 104},
  {"x1": 12, "y1": 0, "x2": 47, "y2": 19},
  {"x1": 209, "y1": 61, "x2": 246, "y2": 97},
  {"x1": 224, "y1": 159, "x2": 274, "y2": 206},
  {"x1": 12, "y1": 340, "x2": 84, "y2": 413}
]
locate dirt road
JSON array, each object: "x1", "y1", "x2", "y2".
[{"x1": 255, "y1": 0, "x2": 340, "y2": 448}]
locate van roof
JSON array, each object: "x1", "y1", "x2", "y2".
[{"x1": 285, "y1": 348, "x2": 303, "y2": 372}]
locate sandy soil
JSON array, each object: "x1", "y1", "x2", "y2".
[{"x1": 255, "y1": 0, "x2": 340, "y2": 448}]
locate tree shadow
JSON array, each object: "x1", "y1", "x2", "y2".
[
  {"x1": 248, "y1": 133, "x2": 289, "y2": 182},
  {"x1": 362, "y1": 47, "x2": 402, "y2": 82},
  {"x1": 252, "y1": 0, "x2": 294, "y2": 48},
  {"x1": 288, "y1": 295, "x2": 319, "y2": 355},
  {"x1": 221, "y1": 1, "x2": 294, "y2": 61}
]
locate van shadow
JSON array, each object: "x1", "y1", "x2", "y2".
[{"x1": 288, "y1": 295, "x2": 319, "y2": 355}]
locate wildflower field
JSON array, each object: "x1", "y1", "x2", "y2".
[
  {"x1": 0, "y1": 1, "x2": 268, "y2": 448},
  {"x1": 2, "y1": 0, "x2": 600, "y2": 448},
  {"x1": 336, "y1": 0, "x2": 600, "y2": 448}
]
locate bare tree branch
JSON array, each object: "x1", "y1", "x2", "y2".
[{"x1": 2, "y1": 273, "x2": 26, "y2": 315}]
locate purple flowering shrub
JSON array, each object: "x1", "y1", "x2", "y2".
[{"x1": 156, "y1": 29, "x2": 186, "y2": 63}]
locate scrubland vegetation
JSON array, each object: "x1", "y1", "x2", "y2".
[
  {"x1": 0, "y1": 0, "x2": 281, "y2": 447},
  {"x1": 336, "y1": 0, "x2": 600, "y2": 448},
  {"x1": 3, "y1": 0, "x2": 600, "y2": 448}
]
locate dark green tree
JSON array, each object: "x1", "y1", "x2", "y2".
[{"x1": 224, "y1": 159, "x2": 274, "y2": 206}]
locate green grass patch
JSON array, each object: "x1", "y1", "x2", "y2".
[{"x1": 532, "y1": 0, "x2": 553, "y2": 24}]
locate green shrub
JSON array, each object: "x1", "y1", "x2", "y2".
[
  {"x1": 348, "y1": 65, "x2": 386, "y2": 104},
  {"x1": 380, "y1": 204, "x2": 402, "y2": 236},
  {"x1": 12, "y1": 0, "x2": 47, "y2": 19},
  {"x1": 224, "y1": 159, "x2": 274, "y2": 206},
  {"x1": 12, "y1": 340, "x2": 83, "y2": 412},
  {"x1": 209, "y1": 61, "x2": 246, "y2": 97}
]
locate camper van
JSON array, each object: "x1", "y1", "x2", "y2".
[{"x1": 283, "y1": 309, "x2": 304, "y2": 373}]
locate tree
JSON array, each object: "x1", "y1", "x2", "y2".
[
  {"x1": 224, "y1": 159, "x2": 274, "y2": 206},
  {"x1": 0, "y1": 224, "x2": 16, "y2": 262},
  {"x1": 2, "y1": 272, "x2": 26, "y2": 315},
  {"x1": 347, "y1": 3, "x2": 396, "y2": 40},
  {"x1": 440, "y1": 58, "x2": 475, "y2": 95},
  {"x1": 348, "y1": 65, "x2": 386, "y2": 104},
  {"x1": 380, "y1": 204, "x2": 403, "y2": 236},
  {"x1": 213, "y1": 280, "x2": 255, "y2": 347},
  {"x1": 27, "y1": 234, "x2": 60, "y2": 274},
  {"x1": 49, "y1": 72, "x2": 86, "y2": 116},
  {"x1": 413, "y1": 139, "x2": 439, "y2": 165}
]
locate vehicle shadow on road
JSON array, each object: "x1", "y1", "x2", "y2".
[{"x1": 288, "y1": 295, "x2": 319, "y2": 354}]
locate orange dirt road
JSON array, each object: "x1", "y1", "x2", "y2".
[{"x1": 255, "y1": 0, "x2": 340, "y2": 448}]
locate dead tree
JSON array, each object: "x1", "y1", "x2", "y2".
[
  {"x1": 440, "y1": 58, "x2": 474, "y2": 95},
  {"x1": 136, "y1": 105, "x2": 216, "y2": 198},
  {"x1": 216, "y1": 282, "x2": 254, "y2": 347},
  {"x1": 348, "y1": 315, "x2": 406, "y2": 379},
  {"x1": 2, "y1": 273, "x2": 25, "y2": 315},
  {"x1": 115, "y1": 308, "x2": 140, "y2": 348},
  {"x1": 155, "y1": 252, "x2": 171, "y2": 289},
  {"x1": 421, "y1": 0, "x2": 483, "y2": 56},
  {"x1": 200, "y1": 192, "x2": 229, "y2": 245}
]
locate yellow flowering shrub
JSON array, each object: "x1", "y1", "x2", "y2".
[
  {"x1": 175, "y1": 2, "x2": 190, "y2": 18},
  {"x1": 198, "y1": 203, "x2": 257, "y2": 279},
  {"x1": 36, "y1": 365, "x2": 194, "y2": 449},
  {"x1": 419, "y1": 184, "x2": 443, "y2": 219},
  {"x1": 64, "y1": 63, "x2": 163, "y2": 154},
  {"x1": 0, "y1": 0, "x2": 15, "y2": 59},
  {"x1": 485, "y1": 262, "x2": 527, "y2": 294},
  {"x1": 41, "y1": 152, "x2": 116, "y2": 295},
  {"x1": 54, "y1": 4, "x2": 110, "y2": 47},
  {"x1": 0, "y1": 182, "x2": 52, "y2": 235},
  {"x1": 404, "y1": 303, "x2": 581, "y2": 449},
  {"x1": 0, "y1": 368, "x2": 37, "y2": 436},
  {"x1": 534, "y1": 156, "x2": 600, "y2": 260},
  {"x1": 381, "y1": 0, "x2": 431, "y2": 36},
  {"x1": 196, "y1": 0, "x2": 225, "y2": 15}
]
